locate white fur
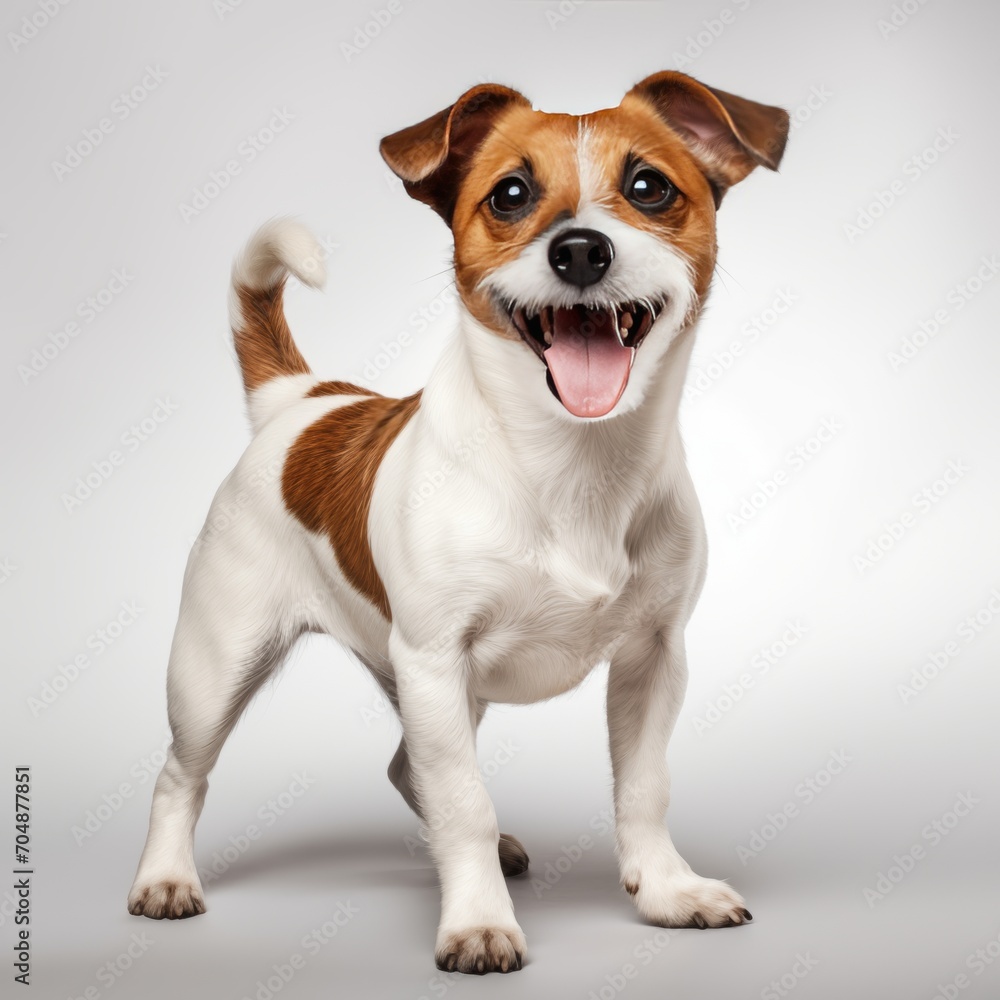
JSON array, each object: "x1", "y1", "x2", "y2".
[
  {"x1": 481, "y1": 202, "x2": 696, "y2": 423},
  {"x1": 229, "y1": 216, "x2": 326, "y2": 298},
  {"x1": 130, "y1": 146, "x2": 750, "y2": 967},
  {"x1": 576, "y1": 120, "x2": 604, "y2": 206}
]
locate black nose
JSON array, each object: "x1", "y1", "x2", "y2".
[{"x1": 548, "y1": 228, "x2": 615, "y2": 287}]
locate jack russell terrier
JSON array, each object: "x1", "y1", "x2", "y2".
[{"x1": 128, "y1": 70, "x2": 789, "y2": 975}]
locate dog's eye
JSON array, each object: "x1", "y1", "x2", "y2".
[
  {"x1": 489, "y1": 175, "x2": 534, "y2": 218},
  {"x1": 624, "y1": 167, "x2": 678, "y2": 212}
]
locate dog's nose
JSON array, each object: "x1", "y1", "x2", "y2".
[{"x1": 548, "y1": 228, "x2": 615, "y2": 287}]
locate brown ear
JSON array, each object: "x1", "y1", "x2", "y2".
[
  {"x1": 626, "y1": 71, "x2": 789, "y2": 203},
  {"x1": 380, "y1": 84, "x2": 531, "y2": 225}
]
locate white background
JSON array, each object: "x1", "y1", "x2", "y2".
[{"x1": 3, "y1": 1, "x2": 999, "y2": 998}]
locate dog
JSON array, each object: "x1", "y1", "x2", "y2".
[{"x1": 127, "y1": 70, "x2": 788, "y2": 974}]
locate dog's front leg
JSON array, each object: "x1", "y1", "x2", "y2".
[
  {"x1": 608, "y1": 625, "x2": 752, "y2": 928},
  {"x1": 391, "y1": 631, "x2": 525, "y2": 974}
]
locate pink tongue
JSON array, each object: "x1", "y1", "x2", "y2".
[{"x1": 544, "y1": 306, "x2": 634, "y2": 417}]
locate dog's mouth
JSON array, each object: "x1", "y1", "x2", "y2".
[{"x1": 505, "y1": 300, "x2": 664, "y2": 418}]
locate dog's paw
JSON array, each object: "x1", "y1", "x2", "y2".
[
  {"x1": 128, "y1": 879, "x2": 206, "y2": 919},
  {"x1": 498, "y1": 832, "x2": 529, "y2": 877},
  {"x1": 627, "y1": 872, "x2": 751, "y2": 929},
  {"x1": 435, "y1": 925, "x2": 526, "y2": 974}
]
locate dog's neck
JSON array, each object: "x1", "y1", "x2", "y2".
[{"x1": 420, "y1": 306, "x2": 698, "y2": 511}]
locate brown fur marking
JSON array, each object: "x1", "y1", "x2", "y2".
[
  {"x1": 234, "y1": 283, "x2": 311, "y2": 393},
  {"x1": 449, "y1": 101, "x2": 722, "y2": 336},
  {"x1": 306, "y1": 380, "x2": 378, "y2": 398},
  {"x1": 282, "y1": 391, "x2": 421, "y2": 618}
]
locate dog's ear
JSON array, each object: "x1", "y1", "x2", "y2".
[
  {"x1": 380, "y1": 84, "x2": 531, "y2": 226},
  {"x1": 626, "y1": 71, "x2": 789, "y2": 204}
]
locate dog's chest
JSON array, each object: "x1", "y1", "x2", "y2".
[{"x1": 463, "y1": 531, "x2": 634, "y2": 703}]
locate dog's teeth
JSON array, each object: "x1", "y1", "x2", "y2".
[
  {"x1": 620, "y1": 311, "x2": 633, "y2": 330},
  {"x1": 540, "y1": 307, "x2": 553, "y2": 341}
]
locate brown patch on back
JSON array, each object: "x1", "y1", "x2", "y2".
[
  {"x1": 233, "y1": 283, "x2": 310, "y2": 393},
  {"x1": 306, "y1": 380, "x2": 377, "y2": 398},
  {"x1": 282, "y1": 391, "x2": 421, "y2": 618}
]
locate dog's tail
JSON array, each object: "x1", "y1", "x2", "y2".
[{"x1": 228, "y1": 218, "x2": 326, "y2": 430}]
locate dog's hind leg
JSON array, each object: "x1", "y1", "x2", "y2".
[
  {"x1": 128, "y1": 528, "x2": 301, "y2": 919},
  {"x1": 379, "y1": 680, "x2": 529, "y2": 877}
]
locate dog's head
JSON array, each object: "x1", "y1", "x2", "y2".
[{"x1": 380, "y1": 72, "x2": 788, "y2": 420}]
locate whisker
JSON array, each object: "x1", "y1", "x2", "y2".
[{"x1": 713, "y1": 261, "x2": 744, "y2": 294}]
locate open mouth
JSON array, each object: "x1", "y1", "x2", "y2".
[{"x1": 506, "y1": 300, "x2": 664, "y2": 418}]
